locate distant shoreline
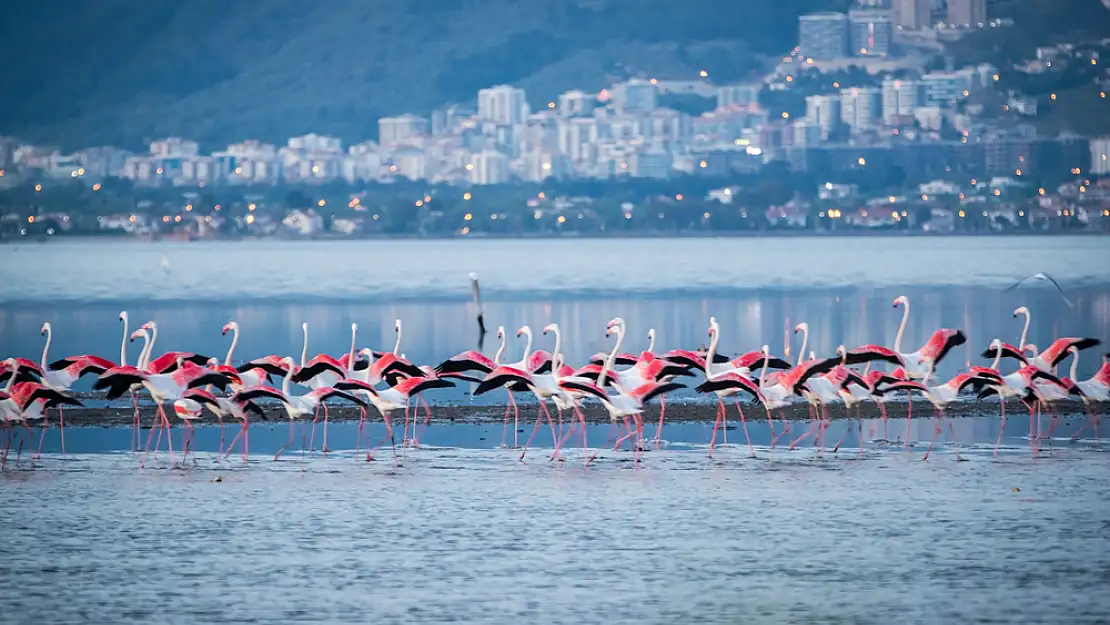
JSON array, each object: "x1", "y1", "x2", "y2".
[{"x1": 4, "y1": 230, "x2": 1110, "y2": 244}]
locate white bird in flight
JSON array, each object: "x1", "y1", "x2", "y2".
[{"x1": 1004, "y1": 272, "x2": 1072, "y2": 308}]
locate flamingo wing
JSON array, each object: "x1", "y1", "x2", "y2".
[
  {"x1": 695, "y1": 374, "x2": 760, "y2": 398},
  {"x1": 148, "y1": 352, "x2": 211, "y2": 374},
  {"x1": 918, "y1": 329, "x2": 966, "y2": 368},
  {"x1": 377, "y1": 357, "x2": 425, "y2": 381},
  {"x1": 15, "y1": 384, "x2": 83, "y2": 410},
  {"x1": 527, "y1": 350, "x2": 553, "y2": 374},
  {"x1": 659, "y1": 349, "x2": 707, "y2": 371},
  {"x1": 237, "y1": 358, "x2": 290, "y2": 378},
  {"x1": 184, "y1": 372, "x2": 237, "y2": 392},
  {"x1": 843, "y1": 345, "x2": 904, "y2": 366},
  {"x1": 634, "y1": 381, "x2": 686, "y2": 405},
  {"x1": 980, "y1": 342, "x2": 1028, "y2": 363},
  {"x1": 291, "y1": 360, "x2": 346, "y2": 384},
  {"x1": 1041, "y1": 337, "x2": 1101, "y2": 368},
  {"x1": 435, "y1": 351, "x2": 496, "y2": 376},
  {"x1": 182, "y1": 388, "x2": 221, "y2": 409},
  {"x1": 873, "y1": 380, "x2": 928, "y2": 397},
  {"x1": 313, "y1": 387, "x2": 369, "y2": 408},
  {"x1": 474, "y1": 367, "x2": 533, "y2": 396},
  {"x1": 233, "y1": 386, "x2": 288, "y2": 404}
]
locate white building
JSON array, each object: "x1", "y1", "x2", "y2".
[
  {"x1": 840, "y1": 87, "x2": 881, "y2": 132},
  {"x1": 478, "y1": 85, "x2": 528, "y2": 125},
  {"x1": 149, "y1": 138, "x2": 199, "y2": 158},
  {"x1": 557, "y1": 90, "x2": 595, "y2": 117},
  {"x1": 717, "y1": 84, "x2": 762, "y2": 110},
  {"x1": 393, "y1": 147, "x2": 428, "y2": 181},
  {"x1": 1091, "y1": 137, "x2": 1110, "y2": 175},
  {"x1": 612, "y1": 79, "x2": 657, "y2": 113},
  {"x1": 805, "y1": 95, "x2": 841, "y2": 139},
  {"x1": 468, "y1": 149, "x2": 511, "y2": 185},
  {"x1": 379, "y1": 114, "x2": 429, "y2": 147},
  {"x1": 630, "y1": 145, "x2": 673, "y2": 178},
  {"x1": 287, "y1": 134, "x2": 342, "y2": 153},
  {"x1": 921, "y1": 70, "x2": 977, "y2": 106},
  {"x1": 881, "y1": 78, "x2": 923, "y2": 125},
  {"x1": 282, "y1": 209, "x2": 324, "y2": 236}
]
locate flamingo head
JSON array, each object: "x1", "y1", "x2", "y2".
[
  {"x1": 516, "y1": 325, "x2": 527, "y2": 338},
  {"x1": 1023, "y1": 343, "x2": 1037, "y2": 355},
  {"x1": 707, "y1": 317, "x2": 718, "y2": 337},
  {"x1": 761, "y1": 344, "x2": 770, "y2": 355},
  {"x1": 605, "y1": 325, "x2": 617, "y2": 338},
  {"x1": 119, "y1": 311, "x2": 128, "y2": 323},
  {"x1": 141, "y1": 321, "x2": 155, "y2": 331},
  {"x1": 794, "y1": 322, "x2": 808, "y2": 334},
  {"x1": 301, "y1": 322, "x2": 308, "y2": 332},
  {"x1": 893, "y1": 295, "x2": 907, "y2": 308},
  {"x1": 222, "y1": 321, "x2": 237, "y2": 335},
  {"x1": 469, "y1": 272, "x2": 478, "y2": 281},
  {"x1": 496, "y1": 326, "x2": 505, "y2": 339},
  {"x1": 40, "y1": 322, "x2": 50, "y2": 335},
  {"x1": 281, "y1": 356, "x2": 297, "y2": 369},
  {"x1": 351, "y1": 322, "x2": 358, "y2": 332},
  {"x1": 394, "y1": 319, "x2": 402, "y2": 333},
  {"x1": 542, "y1": 323, "x2": 557, "y2": 335},
  {"x1": 1013, "y1": 306, "x2": 1028, "y2": 318},
  {"x1": 836, "y1": 345, "x2": 847, "y2": 359},
  {"x1": 206, "y1": 357, "x2": 219, "y2": 368},
  {"x1": 129, "y1": 329, "x2": 146, "y2": 342},
  {"x1": 648, "y1": 328, "x2": 655, "y2": 341}
]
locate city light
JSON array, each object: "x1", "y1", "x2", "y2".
[
  {"x1": 415, "y1": 200, "x2": 423, "y2": 207},
  {"x1": 34, "y1": 184, "x2": 41, "y2": 192},
  {"x1": 463, "y1": 192, "x2": 472, "y2": 200},
  {"x1": 92, "y1": 183, "x2": 102, "y2": 191},
  {"x1": 557, "y1": 215, "x2": 566, "y2": 224},
  {"x1": 317, "y1": 199, "x2": 326, "y2": 207},
  {"x1": 27, "y1": 216, "x2": 35, "y2": 224},
  {"x1": 246, "y1": 214, "x2": 254, "y2": 225},
  {"x1": 699, "y1": 70, "x2": 708, "y2": 77},
  {"x1": 781, "y1": 112, "x2": 789, "y2": 119},
  {"x1": 248, "y1": 203, "x2": 257, "y2": 211},
  {"x1": 464, "y1": 213, "x2": 473, "y2": 221},
  {"x1": 857, "y1": 157, "x2": 866, "y2": 166},
  {"x1": 699, "y1": 161, "x2": 707, "y2": 168},
  {"x1": 675, "y1": 194, "x2": 683, "y2": 201}
]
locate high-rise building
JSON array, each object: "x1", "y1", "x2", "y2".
[
  {"x1": 921, "y1": 70, "x2": 977, "y2": 106},
  {"x1": 378, "y1": 114, "x2": 428, "y2": 147},
  {"x1": 798, "y1": 12, "x2": 850, "y2": 61},
  {"x1": 1091, "y1": 137, "x2": 1110, "y2": 175},
  {"x1": 477, "y1": 85, "x2": 529, "y2": 125},
  {"x1": 892, "y1": 0, "x2": 931, "y2": 29},
  {"x1": 716, "y1": 84, "x2": 762, "y2": 109},
  {"x1": 557, "y1": 90, "x2": 595, "y2": 117},
  {"x1": 612, "y1": 79, "x2": 657, "y2": 113},
  {"x1": 840, "y1": 87, "x2": 882, "y2": 132},
  {"x1": 881, "y1": 78, "x2": 924, "y2": 124},
  {"x1": 468, "y1": 149, "x2": 511, "y2": 185},
  {"x1": 947, "y1": 0, "x2": 986, "y2": 27},
  {"x1": 849, "y1": 9, "x2": 893, "y2": 56},
  {"x1": 805, "y1": 95, "x2": 841, "y2": 140}
]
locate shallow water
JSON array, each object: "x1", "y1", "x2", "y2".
[
  {"x1": 3, "y1": 416, "x2": 1110, "y2": 624},
  {"x1": 3, "y1": 236, "x2": 1109, "y2": 303}
]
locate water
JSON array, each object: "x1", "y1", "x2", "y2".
[
  {"x1": 3, "y1": 421, "x2": 1110, "y2": 624},
  {"x1": 4, "y1": 236, "x2": 1110, "y2": 623}
]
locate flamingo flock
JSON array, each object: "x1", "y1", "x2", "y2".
[{"x1": 1, "y1": 296, "x2": 1107, "y2": 469}]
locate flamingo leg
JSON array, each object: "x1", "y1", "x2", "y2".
[
  {"x1": 733, "y1": 398, "x2": 754, "y2": 458},
  {"x1": 789, "y1": 404, "x2": 817, "y2": 450},
  {"x1": 588, "y1": 420, "x2": 618, "y2": 464},
  {"x1": 356, "y1": 406, "x2": 366, "y2": 458},
  {"x1": 923, "y1": 408, "x2": 942, "y2": 461},
  {"x1": 550, "y1": 406, "x2": 566, "y2": 462},
  {"x1": 994, "y1": 397, "x2": 1007, "y2": 457},
  {"x1": 274, "y1": 418, "x2": 295, "y2": 460},
  {"x1": 216, "y1": 415, "x2": 225, "y2": 461},
  {"x1": 158, "y1": 403, "x2": 175, "y2": 466},
  {"x1": 414, "y1": 396, "x2": 433, "y2": 446},
  {"x1": 130, "y1": 390, "x2": 140, "y2": 452},
  {"x1": 518, "y1": 404, "x2": 550, "y2": 462},
  {"x1": 322, "y1": 403, "x2": 330, "y2": 455},
  {"x1": 501, "y1": 397, "x2": 512, "y2": 448},
  {"x1": 655, "y1": 395, "x2": 666, "y2": 447},
  {"x1": 309, "y1": 406, "x2": 320, "y2": 452},
  {"x1": 58, "y1": 407, "x2": 65, "y2": 457},
  {"x1": 708, "y1": 399, "x2": 724, "y2": 457}
]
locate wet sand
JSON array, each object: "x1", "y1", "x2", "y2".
[{"x1": 42, "y1": 397, "x2": 1109, "y2": 429}]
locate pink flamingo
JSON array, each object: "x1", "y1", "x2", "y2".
[
  {"x1": 233, "y1": 357, "x2": 368, "y2": 460},
  {"x1": 173, "y1": 387, "x2": 264, "y2": 461},
  {"x1": 138, "y1": 321, "x2": 212, "y2": 374},
  {"x1": 334, "y1": 371, "x2": 459, "y2": 461},
  {"x1": 892, "y1": 295, "x2": 967, "y2": 382},
  {"x1": 36, "y1": 321, "x2": 116, "y2": 456},
  {"x1": 435, "y1": 325, "x2": 527, "y2": 447}
]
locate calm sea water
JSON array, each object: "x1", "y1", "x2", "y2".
[{"x1": 3, "y1": 236, "x2": 1110, "y2": 623}]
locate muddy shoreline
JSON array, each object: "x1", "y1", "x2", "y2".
[{"x1": 41, "y1": 397, "x2": 1108, "y2": 428}]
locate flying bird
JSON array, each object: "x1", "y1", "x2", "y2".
[{"x1": 1004, "y1": 272, "x2": 1072, "y2": 308}]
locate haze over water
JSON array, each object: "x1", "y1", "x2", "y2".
[{"x1": 3, "y1": 236, "x2": 1110, "y2": 624}]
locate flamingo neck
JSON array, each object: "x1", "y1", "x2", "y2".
[
  {"x1": 520, "y1": 327, "x2": 533, "y2": 363},
  {"x1": 758, "y1": 352, "x2": 770, "y2": 391},
  {"x1": 41, "y1": 326, "x2": 52, "y2": 369},
  {"x1": 894, "y1": 300, "x2": 909, "y2": 353},
  {"x1": 991, "y1": 343, "x2": 1002, "y2": 370},
  {"x1": 225, "y1": 326, "x2": 239, "y2": 366},
  {"x1": 796, "y1": 327, "x2": 809, "y2": 367},
  {"x1": 599, "y1": 324, "x2": 625, "y2": 391},
  {"x1": 647, "y1": 330, "x2": 656, "y2": 354},
  {"x1": 143, "y1": 325, "x2": 158, "y2": 370},
  {"x1": 1017, "y1": 311, "x2": 1031, "y2": 356},
  {"x1": 3, "y1": 364, "x2": 17, "y2": 393},
  {"x1": 120, "y1": 314, "x2": 129, "y2": 366},
  {"x1": 282, "y1": 362, "x2": 294, "y2": 397},
  {"x1": 300, "y1": 325, "x2": 308, "y2": 368},
  {"x1": 494, "y1": 332, "x2": 506, "y2": 365},
  {"x1": 1070, "y1": 350, "x2": 1079, "y2": 381},
  {"x1": 550, "y1": 327, "x2": 563, "y2": 380},
  {"x1": 348, "y1": 325, "x2": 357, "y2": 371},
  {"x1": 393, "y1": 321, "x2": 402, "y2": 355},
  {"x1": 706, "y1": 324, "x2": 720, "y2": 374}
]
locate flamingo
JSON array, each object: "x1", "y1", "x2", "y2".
[
  {"x1": 139, "y1": 321, "x2": 212, "y2": 374},
  {"x1": 567, "y1": 323, "x2": 685, "y2": 463},
  {"x1": 974, "y1": 340, "x2": 1069, "y2": 453},
  {"x1": 1067, "y1": 350, "x2": 1110, "y2": 444},
  {"x1": 1, "y1": 359, "x2": 51, "y2": 466},
  {"x1": 335, "y1": 372, "x2": 458, "y2": 461},
  {"x1": 173, "y1": 387, "x2": 264, "y2": 461},
  {"x1": 874, "y1": 370, "x2": 1005, "y2": 460},
  {"x1": 37, "y1": 321, "x2": 115, "y2": 456},
  {"x1": 95, "y1": 356, "x2": 240, "y2": 466},
  {"x1": 1006, "y1": 306, "x2": 1101, "y2": 373},
  {"x1": 892, "y1": 295, "x2": 967, "y2": 381},
  {"x1": 221, "y1": 321, "x2": 287, "y2": 390},
  {"x1": 434, "y1": 326, "x2": 524, "y2": 448},
  {"x1": 233, "y1": 357, "x2": 368, "y2": 460},
  {"x1": 7, "y1": 381, "x2": 83, "y2": 460}
]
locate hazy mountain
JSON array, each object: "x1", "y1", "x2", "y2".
[{"x1": 0, "y1": 0, "x2": 836, "y2": 150}]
